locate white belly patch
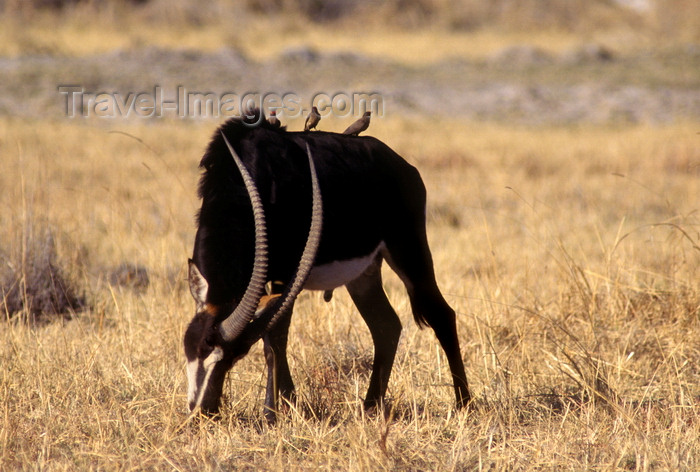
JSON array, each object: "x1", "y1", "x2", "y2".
[{"x1": 304, "y1": 242, "x2": 384, "y2": 290}]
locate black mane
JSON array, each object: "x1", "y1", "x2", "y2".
[
  {"x1": 199, "y1": 108, "x2": 284, "y2": 174},
  {"x1": 193, "y1": 109, "x2": 297, "y2": 308},
  {"x1": 194, "y1": 112, "x2": 262, "y2": 307}
]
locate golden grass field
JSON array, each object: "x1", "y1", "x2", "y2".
[{"x1": 1, "y1": 2, "x2": 699, "y2": 470}]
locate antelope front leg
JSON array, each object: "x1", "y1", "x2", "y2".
[{"x1": 262, "y1": 310, "x2": 295, "y2": 423}]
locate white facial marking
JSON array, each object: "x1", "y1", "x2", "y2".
[
  {"x1": 304, "y1": 243, "x2": 384, "y2": 290},
  {"x1": 186, "y1": 360, "x2": 199, "y2": 407},
  {"x1": 188, "y1": 347, "x2": 225, "y2": 410},
  {"x1": 194, "y1": 362, "x2": 216, "y2": 410}
]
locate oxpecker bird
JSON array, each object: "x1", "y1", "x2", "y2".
[
  {"x1": 304, "y1": 106, "x2": 321, "y2": 131},
  {"x1": 268, "y1": 110, "x2": 281, "y2": 128},
  {"x1": 343, "y1": 111, "x2": 371, "y2": 136}
]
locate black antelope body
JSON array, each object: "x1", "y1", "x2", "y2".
[{"x1": 184, "y1": 110, "x2": 471, "y2": 420}]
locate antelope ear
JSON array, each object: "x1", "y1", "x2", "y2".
[{"x1": 188, "y1": 259, "x2": 208, "y2": 306}]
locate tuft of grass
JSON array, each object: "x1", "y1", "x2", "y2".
[{"x1": 1, "y1": 220, "x2": 86, "y2": 323}]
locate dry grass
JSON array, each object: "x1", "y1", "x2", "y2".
[
  {"x1": 1, "y1": 116, "x2": 698, "y2": 470},
  {"x1": 0, "y1": 10, "x2": 581, "y2": 62},
  {"x1": 1, "y1": 0, "x2": 698, "y2": 61},
  {"x1": 1, "y1": 2, "x2": 698, "y2": 468}
]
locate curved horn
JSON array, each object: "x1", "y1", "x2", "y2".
[
  {"x1": 251, "y1": 143, "x2": 323, "y2": 335},
  {"x1": 218, "y1": 132, "x2": 269, "y2": 341}
]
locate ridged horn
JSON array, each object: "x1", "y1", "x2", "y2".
[
  {"x1": 218, "y1": 132, "x2": 269, "y2": 341},
  {"x1": 251, "y1": 143, "x2": 323, "y2": 335}
]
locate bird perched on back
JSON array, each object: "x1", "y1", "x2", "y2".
[
  {"x1": 268, "y1": 110, "x2": 281, "y2": 128},
  {"x1": 343, "y1": 111, "x2": 371, "y2": 136},
  {"x1": 304, "y1": 106, "x2": 321, "y2": 131}
]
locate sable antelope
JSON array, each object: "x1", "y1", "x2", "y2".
[
  {"x1": 304, "y1": 106, "x2": 321, "y2": 131},
  {"x1": 184, "y1": 110, "x2": 471, "y2": 421},
  {"x1": 343, "y1": 111, "x2": 371, "y2": 136}
]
